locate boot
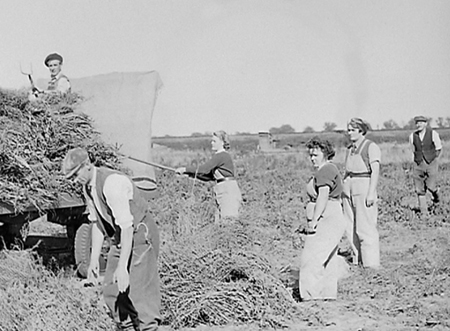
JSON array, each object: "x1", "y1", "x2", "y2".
[
  {"x1": 418, "y1": 195, "x2": 429, "y2": 217},
  {"x1": 431, "y1": 189, "x2": 440, "y2": 204}
]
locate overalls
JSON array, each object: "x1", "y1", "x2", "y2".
[{"x1": 342, "y1": 140, "x2": 380, "y2": 269}]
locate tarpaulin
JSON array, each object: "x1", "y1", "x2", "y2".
[{"x1": 70, "y1": 71, "x2": 163, "y2": 191}]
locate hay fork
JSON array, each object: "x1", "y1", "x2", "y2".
[{"x1": 20, "y1": 63, "x2": 36, "y2": 89}]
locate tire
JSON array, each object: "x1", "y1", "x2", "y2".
[{"x1": 74, "y1": 223, "x2": 92, "y2": 278}]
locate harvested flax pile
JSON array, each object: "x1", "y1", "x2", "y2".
[
  {"x1": 159, "y1": 222, "x2": 297, "y2": 329},
  {"x1": 0, "y1": 89, "x2": 120, "y2": 214},
  {"x1": 0, "y1": 249, "x2": 115, "y2": 330}
]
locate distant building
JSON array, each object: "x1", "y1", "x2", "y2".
[{"x1": 258, "y1": 131, "x2": 277, "y2": 151}]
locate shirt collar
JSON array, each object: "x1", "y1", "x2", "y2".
[
  {"x1": 51, "y1": 71, "x2": 63, "y2": 80},
  {"x1": 352, "y1": 137, "x2": 365, "y2": 149},
  {"x1": 88, "y1": 167, "x2": 97, "y2": 188}
]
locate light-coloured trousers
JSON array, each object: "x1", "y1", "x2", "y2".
[
  {"x1": 342, "y1": 177, "x2": 380, "y2": 268},
  {"x1": 214, "y1": 180, "x2": 242, "y2": 221},
  {"x1": 299, "y1": 200, "x2": 346, "y2": 300}
]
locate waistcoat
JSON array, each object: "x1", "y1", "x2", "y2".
[
  {"x1": 47, "y1": 74, "x2": 71, "y2": 92},
  {"x1": 413, "y1": 128, "x2": 436, "y2": 165},
  {"x1": 93, "y1": 167, "x2": 148, "y2": 238}
]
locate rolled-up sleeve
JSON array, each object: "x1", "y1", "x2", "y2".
[
  {"x1": 432, "y1": 131, "x2": 442, "y2": 150},
  {"x1": 103, "y1": 174, "x2": 134, "y2": 230},
  {"x1": 84, "y1": 186, "x2": 98, "y2": 222},
  {"x1": 368, "y1": 143, "x2": 381, "y2": 164},
  {"x1": 56, "y1": 77, "x2": 71, "y2": 93}
]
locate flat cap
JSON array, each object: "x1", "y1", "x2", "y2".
[
  {"x1": 44, "y1": 53, "x2": 63, "y2": 67},
  {"x1": 62, "y1": 148, "x2": 89, "y2": 179},
  {"x1": 414, "y1": 115, "x2": 427, "y2": 122}
]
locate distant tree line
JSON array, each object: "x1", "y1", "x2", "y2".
[
  {"x1": 383, "y1": 116, "x2": 450, "y2": 130},
  {"x1": 184, "y1": 116, "x2": 450, "y2": 137}
]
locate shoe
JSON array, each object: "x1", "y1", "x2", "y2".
[{"x1": 431, "y1": 190, "x2": 440, "y2": 204}]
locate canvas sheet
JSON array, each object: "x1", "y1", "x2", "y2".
[{"x1": 70, "y1": 71, "x2": 163, "y2": 187}]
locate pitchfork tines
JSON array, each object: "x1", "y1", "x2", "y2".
[{"x1": 20, "y1": 62, "x2": 35, "y2": 87}]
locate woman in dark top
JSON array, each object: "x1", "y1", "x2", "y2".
[
  {"x1": 299, "y1": 137, "x2": 346, "y2": 301},
  {"x1": 176, "y1": 130, "x2": 242, "y2": 221}
]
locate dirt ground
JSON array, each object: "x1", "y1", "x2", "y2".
[
  {"x1": 163, "y1": 215, "x2": 450, "y2": 331},
  {"x1": 24, "y1": 159, "x2": 450, "y2": 331}
]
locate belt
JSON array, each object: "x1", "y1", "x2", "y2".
[
  {"x1": 216, "y1": 177, "x2": 235, "y2": 183},
  {"x1": 309, "y1": 197, "x2": 341, "y2": 203},
  {"x1": 345, "y1": 172, "x2": 371, "y2": 178}
]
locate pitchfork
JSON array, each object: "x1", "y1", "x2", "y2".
[{"x1": 20, "y1": 62, "x2": 37, "y2": 90}]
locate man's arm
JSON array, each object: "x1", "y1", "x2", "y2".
[
  {"x1": 103, "y1": 174, "x2": 134, "y2": 292},
  {"x1": 87, "y1": 222, "x2": 105, "y2": 283},
  {"x1": 432, "y1": 131, "x2": 442, "y2": 158},
  {"x1": 55, "y1": 77, "x2": 71, "y2": 93},
  {"x1": 409, "y1": 133, "x2": 415, "y2": 161}
]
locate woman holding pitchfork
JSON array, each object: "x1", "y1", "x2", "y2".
[{"x1": 176, "y1": 130, "x2": 242, "y2": 222}]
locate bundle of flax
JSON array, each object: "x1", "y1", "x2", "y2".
[
  {"x1": 0, "y1": 249, "x2": 37, "y2": 289},
  {"x1": 159, "y1": 222, "x2": 296, "y2": 329},
  {"x1": 0, "y1": 89, "x2": 120, "y2": 214}
]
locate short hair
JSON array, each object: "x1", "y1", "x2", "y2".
[
  {"x1": 348, "y1": 118, "x2": 371, "y2": 136},
  {"x1": 305, "y1": 136, "x2": 336, "y2": 160},
  {"x1": 213, "y1": 130, "x2": 230, "y2": 150}
]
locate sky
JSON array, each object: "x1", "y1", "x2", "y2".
[{"x1": 1, "y1": 0, "x2": 449, "y2": 136}]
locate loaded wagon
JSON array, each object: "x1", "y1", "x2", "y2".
[{"x1": 0, "y1": 71, "x2": 163, "y2": 277}]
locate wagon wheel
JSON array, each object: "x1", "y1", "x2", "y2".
[
  {"x1": 74, "y1": 223, "x2": 109, "y2": 278},
  {"x1": 74, "y1": 223, "x2": 92, "y2": 278}
]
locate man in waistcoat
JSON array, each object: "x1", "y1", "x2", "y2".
[
  {"x1": 409, "y1": 116, "x2": 442, "y2": 216},
  {"x1": 342, "y1": 118, "x2": 381, "y2": 269},
  {"x1": 30, "y1": 53, "x2": 71, "y2": 98},
  {"x1": 62, "y1": 148, "x2": 161, "y2": 331}
]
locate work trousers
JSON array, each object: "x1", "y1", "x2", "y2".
[
  {"x1": 299, "y1": 200, "x2": 346, "y2": 300},
  {"x1": 103, "y1": 215, "x2": 161, "y2": 331},
  {"x1": 413, "y1": 159, "x2": 438, "y2": 195},
  {"x1": 342, "y1": 177, "x2": 380, "y2": 269},
  {"x1": 214, "y1": 180, "x2": 242, "y2": 222}
]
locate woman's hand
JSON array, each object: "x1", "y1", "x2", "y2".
[
  {"x1": 175, "y1": 167, "x2": 186, "y2": 175},
  {"x1": 366, "y1": 191, "x2": 377, "y2": 207},
  {"x1": 306, "y1": 219, "x2": 318, "y2": 234}
]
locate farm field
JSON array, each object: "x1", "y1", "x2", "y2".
[{"x1": 1, "y1": 141, "x2": 450, "y2": 331}]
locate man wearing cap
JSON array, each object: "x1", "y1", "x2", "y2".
[
  {"x1": 31, "y1": 53, "x2": 71, "y2": 98},
  {"x1": 342, "y1": 118, "x2": 381, "y2": 269},
  {"x1": 62, "y1": 148, "x2": 161, "y2": 331},
  {"x1": 408, "y1": 116, "x2": 442, "y2": 216}
]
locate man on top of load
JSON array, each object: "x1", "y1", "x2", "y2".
[
  {"x1": 31, "y1": 52, "x2": 71, "y2": 98},
  {"x1": 409, "y1": 115, "x2": 442, "y2": 217}
]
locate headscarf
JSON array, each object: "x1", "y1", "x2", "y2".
[
  {"x1": 348, "y1": 118, "x2": 371, "y2": 135},
  {"x1": 213, "y1": 130, "x2": 230, "y2": 150}
]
